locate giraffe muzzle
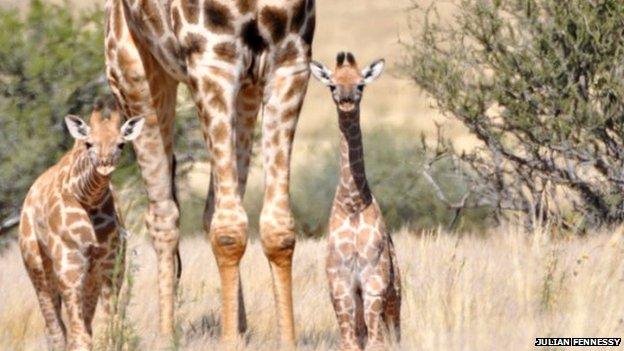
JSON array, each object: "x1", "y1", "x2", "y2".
[
  {"x1": 96, "y1": 165, "x2": 115, "y2": 176},
  {"x1": 96, "y1": 159, "x2": 116, "y2": 176},
  {"x1": 338, "y1": 101, "x2": 356, "y2": 112}
]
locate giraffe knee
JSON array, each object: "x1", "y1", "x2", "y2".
[
  {"x1": 146, "y1": 199, "x2": 180, "y2": 251},
  {"x1": 209, "y1": 207, "x2": 248, "y2": 266},
  {"x1": 211, "y1": 230, "x2": 247, "y2": 266},
  {"x1": 260, "y1": 223, "x2": 296, "y2": 267}
]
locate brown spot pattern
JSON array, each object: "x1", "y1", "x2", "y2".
[
  {"x1": 275, "y1": 41, "x2": 299, "y2": 66},
  {"x1": 183, "y1": 33, "x2": 207, "y2": 58},
  {"x1": 284, "y1": 75, "x2": 308, "y2": 101},
  {"x1": 236, "y1": 0, "x2": 256, "y2": 14},
  {"x1": 213, "y1": 42, "x2": 237, "y2": 63},
  {"x1": 212, "y1": 121, "x2": 229, "y2": 143},
  {"x1": 181, "y1": 0, "x2": 199, "y2": 24},
  {"x1": 204, "y1": 1, "x2": 234, "y2": 34},
  {"x1": 291, "y1": 0, "x2": 307, "y2": 33},
  {"x1": 260, "y1": 6, "x2": 287, "y2": 43},
  {"x1": 302, "y1": 15, "x2": 315, "y2": 46},
  {"x1": 242, "y1": 19, "x2": 267, "y2": 53},
  {"x1": 201, "y1": 77, "x2": 227, "y2": 113}
]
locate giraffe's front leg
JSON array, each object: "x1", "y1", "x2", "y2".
[
  {"x1": 82, "y1": 269, "x2": 102, "y2": 335},
  {"x1": 362, "y1": 266, "x2": 391, "y2": 351},
  {"x1": 54, "y1": 245, "x2": 91, "y2": 351},
  {"x1": 327, "y1": 267, "x2": 361, "y2": 351},
  {"x1": 202, "y1": 80, "x2": 262, "y2": 335},
  {"x1": 361, "y1": 292, "x2": 387, "y2": 351},
  {"x1": 259, "y1": 41, "x2": 312, "y2": 348},
  {"x1": 185, "y1": 37, "x2": 248, "y2": 344}
]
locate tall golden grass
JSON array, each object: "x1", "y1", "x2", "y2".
[{"x1": 2, "y1": 226, "x2": 624, "y2": 350}]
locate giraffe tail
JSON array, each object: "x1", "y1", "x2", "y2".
[
  {"x1": 170, "y1": 154, "x2": 182, "y2": 282},
  {"x1": 175, "y1": 247, "x2": 182, "y2": 280}
]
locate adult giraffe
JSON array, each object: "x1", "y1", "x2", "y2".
[{"x1": 104, "y1": 0, "x2": 315, "y2": 347}]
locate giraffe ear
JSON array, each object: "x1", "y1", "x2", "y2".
[
  {"x1": 361, "y1": 59, "x2": 385, "y2": 84},
  {"x1": 120, "y1": 116, "x2": 145, "y2": 142},
  {"x1": 309, "y1": 60, "x2": 333, "y2": 86},
  {"x1": 64, "y1": 115, "x2": 90, "y2": 140}
]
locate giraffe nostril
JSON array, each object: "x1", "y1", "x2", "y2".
[{"x1": 340, "y1": 97, "x2": 355, "y2": 105}]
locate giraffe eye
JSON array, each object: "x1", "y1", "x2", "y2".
[
  {"x1": 117, "y1": 143, "x2": 125, "y2": 150},
  {"x1": 329, "y1": 84, "x2": 336, "y2": 92},
  {"x1": 85, "y1": 142, "x2": 93, "y2": 149}
]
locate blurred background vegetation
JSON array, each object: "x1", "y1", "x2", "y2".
[
  {"x1": 404, "y1": 0, "x2": 624, "y2": 231},
  {"x1": 0, "y1": 1, "x2": 106, "y2": 222}
]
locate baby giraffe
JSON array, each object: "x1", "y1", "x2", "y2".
[
  {"x1": 19, "y1": 102, "x2": 144, "y2": 351},
  {"x1": 310, "y1": 52, "x2": 401, "y2": 351}
]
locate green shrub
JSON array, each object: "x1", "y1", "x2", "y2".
[
  {"x1": 403, "y1": 0, "x2": 624, "y2": 228},
  {"x1": 0, "y1": 0, "x2": 107, "y2": 220}
]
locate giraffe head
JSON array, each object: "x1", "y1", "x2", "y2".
[
  {"x1": 64, "y1": 106, "x2": 145, "y2": 176},
  {"x1": 310, "y1": 52, "x2": 385, "y2": 113}
]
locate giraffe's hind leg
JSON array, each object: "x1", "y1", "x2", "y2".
[
  {"x1": 183, "y1": 29, "x2": 251, "y2": 342},
  {"x1": 106, "y1": 1, "x2": 180, "y2": 340},
  {"x1": 234, "y1": 80, "x2": 262, "y2": 333},
  {"x1": 354, "y1": 289, "x2": 367, "y2": 350},
  {"x1": 19, "y1": 214, "x2": 66, "y2": 350},
  {"x1": 201, "y1": 79, "x2": 261, "y2": 335},
  {"x1": 258, "y1": 37, "x2": 313, "y2": 347}
]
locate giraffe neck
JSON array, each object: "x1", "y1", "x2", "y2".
[
  {"x1": 335, "y1": 108, "x2": 372, "y2": 214},
  {"x1": 67, "y1": 144, "x2": 111, "y2": 207}
]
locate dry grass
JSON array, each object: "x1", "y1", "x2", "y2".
[{"x1": 2, "y1": 226, "x2": 624, "y2": 350}]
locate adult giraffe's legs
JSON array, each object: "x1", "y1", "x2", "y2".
[
  {"x1": 260, "y1": 40, "x2": 312, "y2": 346},
  {"x1": 203, "y1": 80, "x2": 261, "y2": 230},
  {"x1": 187, "y1": 41, "x2": 248, "y2": 343},
  {"x1": 106, "y1": 4, "x2": 179, "y2": 339},
  {"x1": 202, "y1": 79, "x2": 262, "y2": 335}
]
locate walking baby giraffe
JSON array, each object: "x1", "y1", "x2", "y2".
[
  {"x1": 19, "y1": 102, "x2": 144, "y2": 351},
  {"x1": 310, "y1": 52, "x2": 401, "y2": 351}
]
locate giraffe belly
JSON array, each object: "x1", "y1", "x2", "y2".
[
  {"x1": 122, "y1": 0, "x2": 188, "y2": 82},
  {"x1": 120, "y1": 0, "x2": 315, "y2": 84}
]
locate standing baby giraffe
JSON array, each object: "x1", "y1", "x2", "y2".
[
  {"x1": 310, "y1": 52, "x2": 401, "y2": 351},
  {"x1": 19, "y1": 103, "x2": 145, "y2": 351}
]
